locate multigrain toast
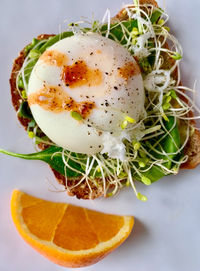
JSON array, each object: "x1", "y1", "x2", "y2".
[{"x1": 10, "y1": 0, "x2": 200, "y2": 199}]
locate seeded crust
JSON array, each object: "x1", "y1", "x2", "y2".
[{"x1": 10, "y1": 1, "x2": 200, "y2": 200}]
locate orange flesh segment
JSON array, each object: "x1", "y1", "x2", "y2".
[
  {"x1": 20, "y1": 193, "x2": 43, "y2": 207},
  {"x1": 86, "y1": 209, "x2": 124, "y2": 242},
  {"x1": 53, "y1": 205, "x2": 99, "y2": 250},
  {"x1": 22, "y1": 202, "x2": 66, "y2": 241}
]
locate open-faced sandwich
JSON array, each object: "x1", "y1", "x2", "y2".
[{"x1": 2, "y1": 0, "x2": 200, "y2": 200}]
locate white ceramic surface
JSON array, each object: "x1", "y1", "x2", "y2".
[{"x1": 0, "y1": 0, "x2": 200, "y2": 271}]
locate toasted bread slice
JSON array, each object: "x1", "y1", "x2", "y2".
[{"x1": 9, "y1": 0, "x2": 200, "y2": 199}]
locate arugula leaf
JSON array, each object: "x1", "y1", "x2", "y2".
[
  {"x1": 18, "y1": 101, "x2": 33, "y2": 120},
  {"x1": 24, "y1": 38, "x2": 41, "y2": 55},
  {"x1": 134, "y1": 116, "x2": 181, "y2": 183},
  {"x1": 24, "y1": 58, "x2": 40, "y2": 86},
  {"x1": 150, "y1": 9, "x2": 163, "y2": 24},
  {"x1": 100, "y1": 20, "x2": 138, "y2": 44},
  {"x1": 39, "y1": 32, "x2": 73, "y2": 53},
  {"x1": 0, "y1": 146, "x2": 82, "y2": 178}
]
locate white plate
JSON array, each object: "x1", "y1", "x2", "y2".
[{"x1": 0, "y1": 0, "x2": 200, "y2": 270}]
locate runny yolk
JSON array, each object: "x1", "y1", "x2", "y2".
[
  {"x1": 28, "y1": 85, "x2": 95, "y2": 119},
  {"x1": 61, "y1": 60, "x2": 102, "y2": 88},
  {"x1": 118, "y1": 62, "x2": 140, "y2": 80},
  {"x1": 40, "y1": 50, "x2": 68, "y2": 67}
]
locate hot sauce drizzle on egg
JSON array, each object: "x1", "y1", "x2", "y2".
[
  {"x1": 118, "y1": 62, "x2": 140, "y2": 80},
  {"x1": 40, "y1": 50, "x2": 68, "y2": 67},
  {"x1": 28, "y1": 85, "x2": 95, "y2": 119},
  {"x1": 61, "y1": 60, "x2": 102, "y2": 88}
]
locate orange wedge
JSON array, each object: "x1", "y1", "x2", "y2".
[{"x1": 11, "y1": 190, "x2": 134, "y2": 267}]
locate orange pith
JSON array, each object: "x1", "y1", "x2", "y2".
[{"x1": 11, "y1": 190, "x2": 134, "y2": 268}]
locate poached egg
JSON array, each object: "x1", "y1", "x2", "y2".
[{"x1": 28, "y1": 33, "x2": 145, "y2": 159}]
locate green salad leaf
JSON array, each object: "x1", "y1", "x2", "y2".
[
  {"x1": 18, "y1": 101, "x2": 33, "y2": 120},
  {"x1": 0, "y1": 146, "x2": 81, "y2": 178},
  {"x1": 100, "y1": 20, "x2": 138, "y2": 44},
  {"x1": 135, "y1": 117, "x2": 181, "y2": 183},
  {"x1": 39, "y1": 32, "x2": 74, "y2": 53},
  {"x1": 0, "y1": 117, "x2": 181, "y2": 183},
  {"x1": 150, "y1": 9, "x2": 163, "y2": 24}
]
